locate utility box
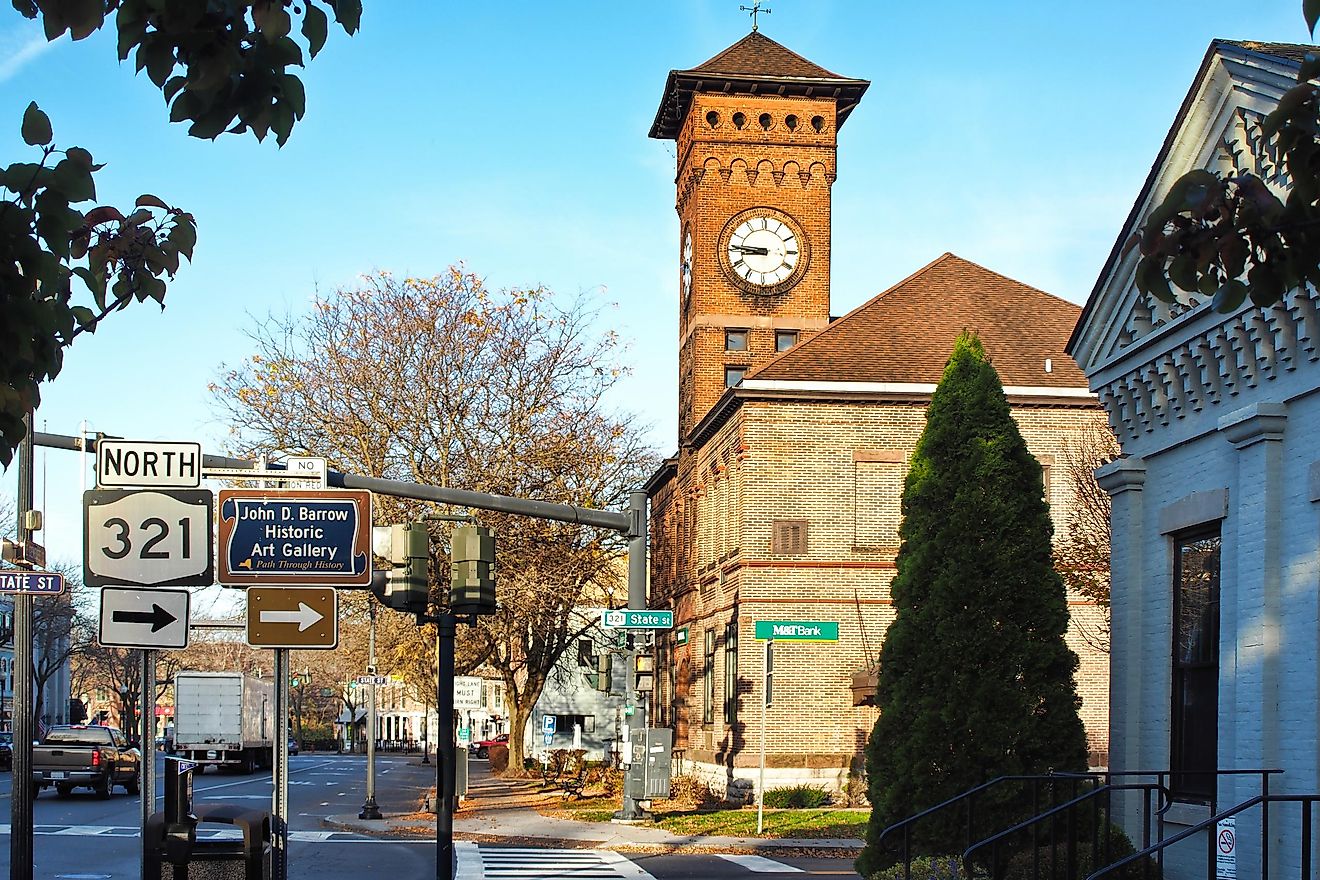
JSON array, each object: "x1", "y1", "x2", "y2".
[{"x1": 624, "y1": 727, "x2": 672, "y2": 800}]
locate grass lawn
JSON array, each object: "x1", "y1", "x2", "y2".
[{"x1": 542, "y1": 796, "x2": 868, "y2": 839}]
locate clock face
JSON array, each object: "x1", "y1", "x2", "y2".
[
  {"x1": 681, "y1": 230, "x2": 693, "y2": 299},
  {"x1": 720, "y1": 209, "x2": 807, "y2": 295}
]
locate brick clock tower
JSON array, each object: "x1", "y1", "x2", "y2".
[{"x1": 649, "y1": 32, "x2": 868, "y2": 442}]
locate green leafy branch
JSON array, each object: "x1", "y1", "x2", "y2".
[
  {"x1": 0, "y1": 103, "x2": 197, "y2": 466},
  {"x1": 1135, "y1": 11, "x2": 1320, "y2": 312},
  {"x1": 12, "y1": 0, "x2": 362, "y2": 145}
]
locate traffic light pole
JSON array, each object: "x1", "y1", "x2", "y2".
[
  {"x1": 436, "y1": 612, "x2": 456, "y2": 880},
  {"x1": 10, "y1": 415, "x2": 35, "y2": 880},
  {"x1": 617, "y1": 490, "x2": 649, "y2": 821}
]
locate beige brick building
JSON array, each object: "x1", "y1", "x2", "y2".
[{"x1": 644, "y1": 32, "x2": 1109, "y2": 797}]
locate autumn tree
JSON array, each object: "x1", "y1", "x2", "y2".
[
  {"x1": 1054, "y1": 421, "x2": 1120, "y2": 654},
  {"x1": 210, "y1": 269, "x2": 657, "y2": 764},
  {"x1": 858, "y1": 333, "x2": 1087, "y2": 876},
  {"x1": 2, "y1": 1, "x2": 362, "y2": 465}
]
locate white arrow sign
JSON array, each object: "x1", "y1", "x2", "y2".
[{"x1": 258, "y1": 602, "x2": 324, "y2": 631}]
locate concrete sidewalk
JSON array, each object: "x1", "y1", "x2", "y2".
[{"x1": 322, "y1": 767, "x2": 864, "y2": 855}]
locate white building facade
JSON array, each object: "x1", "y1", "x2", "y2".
[{"x1": 1069, "y1": 40, "x2": 1320, "y2": 880}]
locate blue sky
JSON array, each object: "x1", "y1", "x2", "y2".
[{"x1": 1, "y1": 1, "x2": 1313, "y2": 569}]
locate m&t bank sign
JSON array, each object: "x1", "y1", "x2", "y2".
[{"x1": 754, "y1": 620, "x2": 839, "y2": 641}]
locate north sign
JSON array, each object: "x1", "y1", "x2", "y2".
[
  {"x1": 83, "y1": 489, "x2": 215, "y2": 588},
  {"x1": 601, "y1": 609, "x2": 673, "y2": 629},
  {"x1": 96, "y1": 440, "x2": 202, "y2": 488},
  {"x1": 0, "y1": 570, "x2": 64, "y2": 595},
  {"x1": 245, "y1": 586, "x2": 338, "y2": 649},
  {"x1": 99, "y1": 587, "x2": 191, "y2": 649},
  {"x1": 753, "y1": 620, "x2": 839, "y2": 642},
  {"x1": 218, "y1": 489, "x2": 371, "y2": 587}
]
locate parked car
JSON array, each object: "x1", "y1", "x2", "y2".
[
  {"x1": 471, "y1": 733, "x2": 508, "y2": 759},
  {"x1": 287, "y1": 737, "x2": 299, "y2": 756},
  {"x1": 31, "y1": 724, "x2": 140, "y2": 799},
  {"x1": 0, "y1": 732, "x2": 12, "y2": 770}
]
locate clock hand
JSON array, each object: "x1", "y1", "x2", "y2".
[{"x1": 731, "y1": 245, "x2": 770, "y2": 256}]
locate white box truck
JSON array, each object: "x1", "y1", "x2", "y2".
[{"x1": 173, "y1": 671, "x2": 274, "y2": 773}]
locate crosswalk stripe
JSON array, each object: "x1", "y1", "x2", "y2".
[
  {"x1": 456, "y1": 843, "x2": 655, "y2": 879},
  {"x1": 716, "y1": 853, "x2": 805, "y2": 873}
]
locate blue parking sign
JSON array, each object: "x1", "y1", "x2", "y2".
[{"x1": 542, "y1": 715, "x2": 557, "y2": 735}]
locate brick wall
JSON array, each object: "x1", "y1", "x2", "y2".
[{"x1": 650, "y1": 395, "x2": 1112, "y2": 795}]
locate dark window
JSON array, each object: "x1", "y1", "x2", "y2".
[
  {"x1": 552, "y1": 714, "x2": 594, "y2": 734},
  {"x1": 785, "y1": 114, "x2": 798, "y2": 131},
  {"x1": 725, "y1": 329, "x2": 748, "y2": 351},
  {"x1": 775, "y1": 330, "x2": 798, "y2": 352},
  {"x1": 703, "y1": 629, "x2": 715, "y2": 725},
  {"x1": 724, "y1": 621, "x2": 739, "y2": 726},
  {"x1": 758, "y1": 112, "x2": 772, "y2": 130},
  {"x1": 732, "y1": 112, "x2": 746, "y2": 130},
  {"x1": 811, "y1": 115, "x2": 825, "y2": 133},
  {"x1": 725, "y1": 365, "x2": 747, "y2": 387},
  {"x1": 1171, "y1": 529, "x2": 1221, "y2": 801},
  {"x1": 705, "y1": 110, "x2": 720, "y2": 128},
  {"x1": 577, "y1": 638, "x2": 594, "y2": 668},
  {"x1": 772, "y1": 519, "x2": 809, "y2": 555}
]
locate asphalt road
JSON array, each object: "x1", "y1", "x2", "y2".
[{"x1": 0, "y1": 754, "x2": 863, "y2": 879}]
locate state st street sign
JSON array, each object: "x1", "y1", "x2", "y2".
[
  {"x1": 217, "y1": 489, "x2": 372, "y2": 587},
  {"x1": 0, "y1": 570, "x2": 64, "y2": 595},
  {"x1": 601, "y1": 609, "x2": 674, "y2": 629}
]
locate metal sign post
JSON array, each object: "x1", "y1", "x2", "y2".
[
  {"x1": 140, "y1": 648, "x2": 157, "y2": 880},
  {"x1": 10, "y1": 415, "x2": 35, "y2": 880},
  {"x1": 273, "y1": 647, "x2": 290, "y2": 880},
  {"x1": 758, "y1": 639, "x2": 772, "y2": 834}
]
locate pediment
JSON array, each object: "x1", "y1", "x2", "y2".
[{"x1": 1069, "y1": 41, "x2": 1305, "y2": 377}]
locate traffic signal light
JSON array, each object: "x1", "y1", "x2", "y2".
[
  {"x1": 450, "y1": 525, "x2": 496, "y2": 615},
  {"x1": 634, "y1": 653, "x2": 654, "y2": 693},
  {"x1": 372, "y1": 522, "x2": 431, "y2": 614},
  {"x1": 595, "y1": 653, "x2": 613, "y2": 693}
]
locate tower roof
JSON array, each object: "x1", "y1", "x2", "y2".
[
  {"x1": 752, "y1": 253, "x2": 1087, "y2": 389},
  {"x1": 650, "y1": 32, "x2": 869, "y2": 139}
]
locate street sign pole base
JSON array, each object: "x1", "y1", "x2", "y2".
[{"x1": 359, "y1": 796, "x2": 383, "y2": 820}]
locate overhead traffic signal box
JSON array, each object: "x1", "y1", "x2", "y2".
[{"x1": 450, "y1": 525, "x2": 496, "y2": 616}]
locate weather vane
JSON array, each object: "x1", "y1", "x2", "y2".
[{"x1": 740, "y1": 0, "x2": 771, "y2": 32}]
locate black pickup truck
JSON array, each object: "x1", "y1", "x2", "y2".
[{"x1": 32, "y1": 725, "x2": 141, "y2": 799}]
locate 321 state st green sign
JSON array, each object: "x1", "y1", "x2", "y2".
[{"x1": 754, "y1": 620, "x2": 839, "y2": 641}]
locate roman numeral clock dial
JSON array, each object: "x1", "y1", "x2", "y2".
[{"x1": 719, "y1": 208, "x2": 808, "y2": 295}]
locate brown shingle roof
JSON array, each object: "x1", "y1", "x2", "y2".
[
  {"x1": 753, "y1": 253, "x2": 1087, "y2": 388},
  {"x1": 650, "y1": 32, "x2": 869, "y2": 139},
  {"x1": 689, "y1": 32, "x2": 846, "y2": 79}
]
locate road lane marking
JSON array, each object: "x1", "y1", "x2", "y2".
[{"x1": 716, "y1": 854, "x2": 805, "y2": 873}]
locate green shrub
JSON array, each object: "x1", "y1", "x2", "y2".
[
  {"x1": 866, "y1": 855, "x2": 965, "y2": 880},
  {"x1": 999, "y1": 822, "x2": 1161, "y2": 880},
  {"x1": 764, "y1": 784, "x2": 831, "y2": 809}
]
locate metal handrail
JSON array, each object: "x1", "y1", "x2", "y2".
[
  {"x1": 1086, "y1": 792, "x2": 1320, "y2": 880},
  {"x1": 875, "y1": 774, "x2": 1105, "y2": 878},
  {"x1": 963, "y1": 782, "x2": 1169, "y2": 880}
]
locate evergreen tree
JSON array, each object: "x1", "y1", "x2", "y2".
[{"x1": 857, "y1": 332, "x2": 1087, "y2": 875}]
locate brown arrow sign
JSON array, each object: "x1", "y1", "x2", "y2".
[{"x1": 246, "y1": 587, "x2": 338, "y2": 649}]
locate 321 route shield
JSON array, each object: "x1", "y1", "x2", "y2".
[{"x1": 217, "y1": 489, "x2": 372, "y2": 587}]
